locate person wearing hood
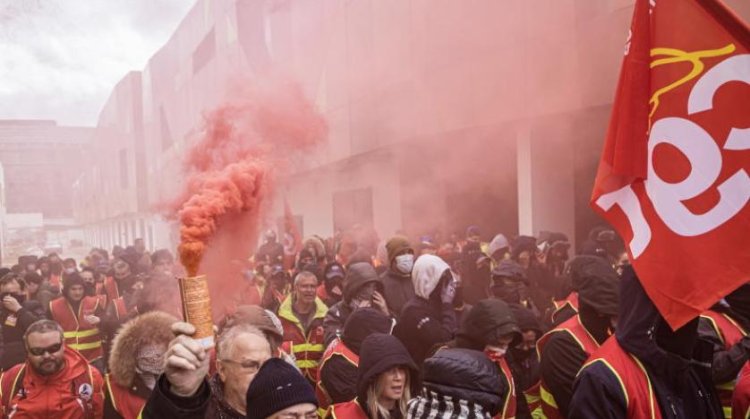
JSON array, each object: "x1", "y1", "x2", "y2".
[
  {"x1": 318, "y1": 308, "x2": 394, "y2": 410},
  {"x1": 407, "y1": 348, "x2": 506, "y2": 418},
  {"x1": 448, "y1": 299, "x2": 526, "y2": 419},
  {"x1": 528, "y1": 255, "x2": 619, "y2": 418},
  {"x1": 256, "y1": 229, "x2": 285, "y2": 266},
  {"x1": 327, "y1": 333, "x2": 418, "y2": 419},
  {"x1": 488, "y1": 234, "x2": 511, "y2": 266},
  {"x1": 569, "y1": 266, "x2": 722, "y2": 419},
  {"x1": 698, "y1": 283, "x2": 750, "y2": 418},
  {"x1": 509, "y1": 303, "x2": 544, "y2": 408},
  {"x1": 0, "y1": 273, "x2": 46, "y2": 371},
  {"x1": 318, "y1": 262, "x2": 346, "y2": 308},
  {"x1": 490, "y1": 260, "x2": 541, "y2": 319},
  {"x1": 0, "y1": 320, "x2": 104, "y2": 418},
  {"x1": 549, "y1": 255, "x2": 612, "y2": 327},
  {"x1": 105, "y1": 311, "x2": 178, "y2": 419},
  {"x1": 261, "y1": 264, "x2": 290, "y2": 314},
  {"x1": 394, "y1": 254, "x2": 458, "y2": 365},
  {"x1": 380, "y1": 236, "x2": 416, "y2": 316},
  {"x1": 323, "y1": 262, "x2": 390, "y2": 346},
  {"x1": 49, "y1": 272, "x2": 106, "y2": 369}
]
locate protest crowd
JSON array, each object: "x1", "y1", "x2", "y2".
[{"x1": 0, "y1": 224, "x2": 746, "y2": 419}]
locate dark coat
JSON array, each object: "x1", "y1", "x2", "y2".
[
  {"x1": 380, "y1": 268, "x2": 414, "y2": 317},
  {"x1": 0, "y1": 300, "x2": 45, "y2": 370},
  {"x1": 322, "y1": 263, "x2": 383, "y2": 346},
  {"x1": 569, "y1": 267, "x2": 723, "y2": 419},
  {"x1": 408, "y1": 348, "x2": 504, "y2": 418},
  {"x1": 394, "y1": 297, "x2": 456, "y2": 365},
  {"x1": 141, "y1": 374, "x2": 243, "y2": 419}
]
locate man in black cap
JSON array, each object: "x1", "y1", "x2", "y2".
[
  {"x1": 317, "y1": 262, "x2": 345, "y2": 308},
  {"x1": 490, "y1": 259, "x2": 540, "y2": 318}
]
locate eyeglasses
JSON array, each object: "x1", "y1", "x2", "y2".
[
  {"x1": 28, "y1": 342, "x2": 62, "y2": 356},
  {"x1": 276, "y1": 412, "x2": 318, "y2": 419},
  {"x1": 219, "y1": 358, "x2": 261, "y2": 373}
]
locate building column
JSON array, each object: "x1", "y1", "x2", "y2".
[{"x1": 516, "y1": 123, "x2": 576, "y2": 245}]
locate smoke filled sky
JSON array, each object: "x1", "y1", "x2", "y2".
[{"x1": 0, "y1": 0, "x2": 194, "y2": 126}]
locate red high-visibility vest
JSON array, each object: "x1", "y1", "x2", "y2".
[
  {"x1": 580, "y1": 338, "x2": 663, "y2": 419},
  {"x1": 528, "y1": 315, "x2": 600, "y2": 419},
  {"x1": 494, "y1": 356, "x2": 517, "y2": 419},
  {"x1": 328, "y1": 400, "x2": 368, "y2": 419},
  {"x1": 701, "y1": 310, "x2": 747, "y2": 419},
  {"x1": 278, "y1": 296, "x2": 328, "y2": 383},
  {"x1": 49, "y1": 296, "x2": 103, "y2": 361},
  {"x1": 731, "y1": 362, "x2": 750, "y2": 419},
  {"x1": 104, "y1": 277, "x2": 119, "y2": 303},
  {"x1": 551, "y1": 292, "x2": 579, "y2": 324},
  {"x1": 105, "y1": 374, "x2": 145, "y2": 419},
  {"x1": 316, "y1": 339, "x2": 359, "y2": 409}
]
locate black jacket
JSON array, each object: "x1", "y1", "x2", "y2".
[
  {"x1": 394, "y1": 297, "x2": 456, "y2": 365},
  {"x1": 320, "y1": 308, "x2": 392, "y2": 405},
  {"x1": 569, "y1": 267, "x2": 722, "y2": 419},
  {"x1": 142, "y1": 374, "x2": 244, "y2": 419},
  {"x1": 1, "y1": 300, "x2": 45, "y2": 370},
  {"x1": 698, "y1": 306, "x2": 750, "y2": 384},
  {"x1": 380, "y1": 268, "x2": 414, "y2": 317},
  {"x1": 323, "y1": 263, "x2": 384, "y2": 346},
  {"x1": 408, "y1": 348, "x2": 504, "y2": 418}
]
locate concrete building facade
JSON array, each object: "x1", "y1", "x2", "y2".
[{"x1": 73, "y1": 0, "x2": 750, "y2": 253}]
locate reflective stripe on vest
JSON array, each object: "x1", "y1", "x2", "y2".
[
  {"x1": 317, "y1": 340, "x2": 360, "y2": 409},
  {"x1": 106, "y1": 374, "x2": 146, "y2": 419},
  {"x1": 533, "y1": 315, "x2": 601, "y2": 419},
  {"x1": 50, "y1": 297, "x2": 103, "y2": 361},
  {"x1": 581, "y1": 338, "x2": 662, "y2": 419},
  {"x1": 329, "y1": 400, "x2": 368, "y2": 419},
  {"x1": 498, "y1": 357, "x2": 517, "y2": 419},
  {"x1": 551, "y1": 292, "x2": 579, "y2": 323},
  {"x1": 702, "y1": 310, "x2": 747, "y2": 419}
]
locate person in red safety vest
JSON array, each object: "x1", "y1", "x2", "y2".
[
  {"x1": 0, "y1": 319, "x2": 104, "y2": 418},
  {"x1": 699, "y1": 283, "x2": 750, "y2": 419},
  {"x1": 528, "y1": 255, "x2": 620, "y2": 419},
  {"x1": 442, "y1": 298, "x2": 524, "y2": 419},
  {"x1": 327, "y1": 333, "x2": 418, "y2": 419},
  {"x1": 80, "y1": 267, "x2": 107, "y2": 308},
  {"x1": 48, "y1": 273, "x2": 105, "y2": 371},
  {"x1": 278, "y1": 270, "x2": 328, "y2": 385},
  {"x1": 105, "y1": 311, "x2": 177, "y2": 419},
  {"x1": 317, "y1": 263, "x2": 345, "y2": 309},
  {"x1": 569, "y1": 267, "x2": 722, "y2": 419},
  {"x1": 317, "y1": 307, "x2": 393, "y2": 411},
  {"x1": 732, "y1": 362, "x2": 750, "y2": 419}
]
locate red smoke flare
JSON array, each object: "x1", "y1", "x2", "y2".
[{"x1": 174, "y1": 80, "x2": 327, "y2": 278}]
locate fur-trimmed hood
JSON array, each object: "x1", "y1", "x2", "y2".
[{"x1": 108, "y1": 311, "x2": 178, "y2": 388}]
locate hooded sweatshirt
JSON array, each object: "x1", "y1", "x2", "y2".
[
  {"x1": 354, "y1": 334, "x2": 419, "y2": 419},
  {"x1": 569, "y1": 266, "x2": 722, "y2": 419},
  {"x1": 394, "y1": 255, "x2": 457, "y2": 365},
  {"x1": 322, "y1": 263, "x2": 385, "y2": 346}
]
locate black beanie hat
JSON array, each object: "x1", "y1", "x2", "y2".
[{"x1": 245, "y1": 358, "x2": 317, "y2": 419}]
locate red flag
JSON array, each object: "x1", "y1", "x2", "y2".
[
  {"x1": 282, "y1": 198, "x2": 302, "y2": 269},
  {"x1": 592, "y1": 0, "x2": 750, "y2": 329}
]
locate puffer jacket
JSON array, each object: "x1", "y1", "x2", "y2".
[
  {"x1": 323, "y1": 263, "x2": 384, "y2": 346},
  {"x1": 394, "y1": 255, "x2": 457, "y2": 365},
  {"x1": 408, "y1": 348, "x2": 504, "y2": 418}
]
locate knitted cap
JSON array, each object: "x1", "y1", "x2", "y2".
[
  {"x1": 245, "y1": 358, "x2": 318, "y2": 419},
  {"x1": 385, "y1": 236, "x2": 413, "y2": 265}
]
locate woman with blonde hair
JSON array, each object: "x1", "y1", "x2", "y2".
[{"x1": 328, "y1": 333, "x2": 418, "y2": 419}]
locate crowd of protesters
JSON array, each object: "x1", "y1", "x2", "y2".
[{"x1": 0, "y1": 224, "x2": 749, "y2": 418}]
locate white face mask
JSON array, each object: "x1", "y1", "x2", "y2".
[
  {"x1": 395, "y1": 254, "x2": 414, "y2": 275},
  {"x1": 485, "y1": 345, "x2": 507, "y2": 358}
]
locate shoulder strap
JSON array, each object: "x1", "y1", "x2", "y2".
[
  {"x1": 71, "y1": 364, "x2": 98, "y2": 418},
  {"x1": 0, "y1": 365, "x2": 26, "y2": 413}
]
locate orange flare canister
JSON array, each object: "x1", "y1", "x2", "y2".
[{"x1": 178, "y1": 275, "x2": 215, "y2": 348}]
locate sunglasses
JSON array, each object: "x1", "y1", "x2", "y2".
[{"x1": 28, "y1": 342, "x2": 62, "y2": 356}]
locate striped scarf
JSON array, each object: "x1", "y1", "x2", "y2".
[{"x1": 406, "y1": 390, "x2": 492, "y2": 419}]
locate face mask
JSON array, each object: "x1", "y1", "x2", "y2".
[
  {"x1": 65, "y1": 268, "x2": 76, "y2": 274},
  {"x1": 395, "y1": 254, "x2": 414, "y2": 275},
  {"x1": 484, "y1": 346, "x2": 507, "y2": 362}
]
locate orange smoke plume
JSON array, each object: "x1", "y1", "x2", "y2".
[{"x1": 174, "y1": 79, "x2": 327, "y2": 278}]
